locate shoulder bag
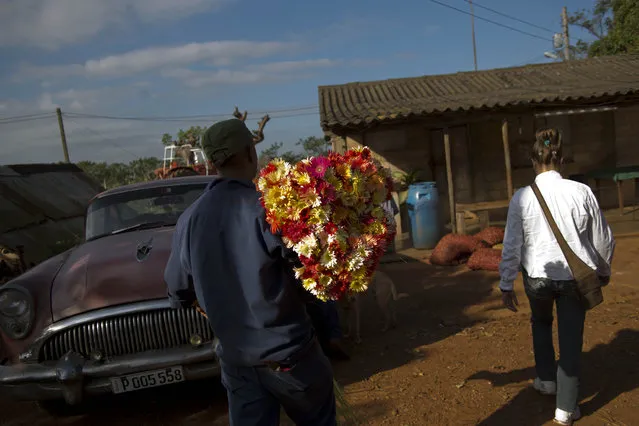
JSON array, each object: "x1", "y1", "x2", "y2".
[{"x1": 530, "y1": 182, "x2": 604, "y2": 310}]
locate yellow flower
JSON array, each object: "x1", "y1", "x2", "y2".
[
  {"x1": 326, "y1": 175, "x2": 343, "y2": 191},
  {"x1": 293, "y1": 170, "x2": 312, "y2": 186},
  {"x1": 365, "y1": 221, "x2": 386, "y2": 236},
  {"x1": 371, "y1": 207, "x2": 384, "y2": 220},
  {"x1": 293, "y1": 266, "x2": 305, "y2": 279},
  {"x1": 340, "y1": 192, "x2": 357, "y2": 207},
  {"x1": 308, "y1": 206, "x2": 329, "y2": 226},
  {"x1": 350, "y1": 268, "x2": 370, "y2": 292},
  {"x1": 300, "y1": 189, "x2": 321, "y2": 208},
  {"x1": 318, "y1": 275, "x2": 332, "y2": 289},
  {"x1": 302, "y1": 278, "x2": 317, "y2": 291},
  {"x1": 335, "y1": 163, "x2": 352, "y2": 180}
]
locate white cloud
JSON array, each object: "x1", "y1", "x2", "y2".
[
  {"x1": 38, "y1": 93, "x2": 57, "y2": 111},
  {"x1": 13, "y1": 40, "x2": 301, "y2": 81},
  {"x1": 84, "y1": 41, "x2": 300, "y2": 77},
  {"x1": 162, "y1": 59, "x2": 344, "y2": 88},
  {"x1": 0, "y1": 0, "x2": 233, "y2": 50},
  {"x1": 248, "y1": 59, "x2": 339, "y2": 73},
  {"x1": 161, "y1": 68, "x2": 266, "y2": 87}
]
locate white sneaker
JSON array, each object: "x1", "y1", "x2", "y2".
[
  {"x1": 553, "y1": 406, "x2": 581, "y2": 425},
  {"x1": 532, "y1": 378, "x2": 557, "y2": 395}
]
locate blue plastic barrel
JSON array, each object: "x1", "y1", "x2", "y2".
[{"x1": 406, "y1": 182, "x2": 440, "y2": 249}]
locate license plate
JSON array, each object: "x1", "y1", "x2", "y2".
[{"x1": 110, "y1": 366, "x2": 185, "y2": 394}]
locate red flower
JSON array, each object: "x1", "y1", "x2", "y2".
[
  {"x1": 260, "y1": 163, "x2": 277, "y2": 177},
  {"x1": 323, "y1": 222, "x2": 338, "y2": 235},
  {"x1": 282, "y1": 221, "x2": 311, "y2": 242},
  {"x1": 317, "y1": 181, "x2": 337, "y2": 202}
]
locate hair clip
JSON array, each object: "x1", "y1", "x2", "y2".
[{"x1": 543, "y1": 139, "x2": 550, "y2": 147}]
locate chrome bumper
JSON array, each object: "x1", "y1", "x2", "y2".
[{"x1": 0, "y1": 344, "x2": 220, "y2": 404}]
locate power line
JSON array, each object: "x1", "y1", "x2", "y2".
[
  {"x1": 0, "y1": 113, "x2": 56, "y2": 124},
  {"x1": 64, "y1": 116, "x2": 141, "y2": 160},
  {"x1": 460, "y1": 0, "x2": 555, "y2": 34},
  {"x1": 64, "y1": 105, "x2": 319, "y2": 122},
  {"x1": 427, "y1": 0, "x2": 553, "y2": 42}
]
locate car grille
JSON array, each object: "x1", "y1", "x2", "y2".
[{"x1": 39, "y1": 307, "x2": 214, "y2": 361}]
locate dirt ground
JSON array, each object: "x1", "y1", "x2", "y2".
[{"x1": 2, "y1": 235, "x2": 638, "y2": 426}]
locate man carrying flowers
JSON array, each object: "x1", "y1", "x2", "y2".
[{"x1": 164, "y1": 118, "x2": 336, "y2": 426}]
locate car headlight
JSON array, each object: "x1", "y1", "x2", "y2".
[{"x1": 0, "y1": 285, "x2": 34, "y2": 340}]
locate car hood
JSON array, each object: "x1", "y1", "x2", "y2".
[{"x1": 51, "y1": 227, "x2": 175, "y2": 321}]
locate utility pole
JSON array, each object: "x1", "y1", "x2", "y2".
[
  {"x1": 469, "y1": 0, "x2": 478, "y2": 71},
  {"x1": 561, "y1": 6, "x2": 570, "y2": 61},
  {"x1": 56, "y1": 107, "x2": 70, "y2": 163}
]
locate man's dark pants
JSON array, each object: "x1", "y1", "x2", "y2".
[
  {"x1": 523, "y1": 270, "x2": 586, "y2": 413},
  {"x1": 220, "y1": 339, "x2": 337, "y2": 425}
]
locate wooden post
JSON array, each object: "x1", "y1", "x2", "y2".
[
  {"x1": 478, "y1": 210, "x2": 490, "y2": 230},
  {"x1": 456, "y1": 212, "x2": 467, "y2": 235},
  {"x1": 443, "y1": 128, "x2": 456, "y2": 233},
  {"x1": 56, "y1": 107, "x2": 70, "y2": 163},
  {"x1": 501, "y1": 119, "x2": 513, "y2": 198},
  {"x1": 617, "y1": 180, "x2": 624, "y2": 214}
]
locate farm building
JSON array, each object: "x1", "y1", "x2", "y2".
[{"x1": 318, "y1": 53, "x2": 639, "y2": 240}]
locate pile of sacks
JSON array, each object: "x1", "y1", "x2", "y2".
[{"x1": 429, "y1": 226, "x2": 505, "y2": 271}]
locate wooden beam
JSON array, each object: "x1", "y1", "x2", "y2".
[
  {"x1": 444, "y1": 128, "x2": 456, "y2": 233},
  {"x1": 501, "y1": 119, "x2": 514, "y2": 198},
  {"x1": 456, "y1": 200, "x2": 510, "y2": 212}
]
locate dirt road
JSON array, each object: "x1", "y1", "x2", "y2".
[{"x1": 2, "y1": 238, "x2": 638, "y2": 426}]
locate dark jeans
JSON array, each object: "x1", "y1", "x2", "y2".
[
  {"x1": 523, "y1": 270, "x2": 586, "y2": 412},
  {"x1": 220, "y1": 339, "x2": 337, "y2": 426}
]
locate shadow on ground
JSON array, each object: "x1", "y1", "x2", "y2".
[
  {"x1": 466, "y1": 328, "x2": 639, "y2": 425},
  {"x1": 3, "y1": 258, "x2": 500, "y2": 425},
  {"x1": 333, "y1": 259, "x2": 499, "y2": 387}
]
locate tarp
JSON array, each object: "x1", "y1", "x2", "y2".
[{"x1": 0, "y1": 163, "x2": 103, "y2": 266}]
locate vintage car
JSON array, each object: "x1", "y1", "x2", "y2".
[{"x1": 0, "y1": 175, "x2": 219, "y2": 416}]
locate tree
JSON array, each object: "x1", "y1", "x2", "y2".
[
  {"x1": 78, "y1": 157, "x2": 161, "y2": 189},
  {"x1": 258, "y1": 142, "x2": 303, "y2": 168},
  {"x1": 257, "y1": 135, "x2": 332, "y2": 168},
  {"x1": 161, "y1": 126, "x2": 206, "y2": 147},
  {"x1": 568, "y1": 0, "x2": 639, "y2": 57},
  {"x1": 295, "y1": 135, "x2": 331, "y2": 158}
]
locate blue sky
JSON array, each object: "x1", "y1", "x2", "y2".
[{"x1": 0, "y1": 0, "x2": 597, "y2": 164}]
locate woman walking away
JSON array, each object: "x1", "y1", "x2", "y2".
[{"x1": 499, "y1": 128, "x2": 615, "y2": 425}]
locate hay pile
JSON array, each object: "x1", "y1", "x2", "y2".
[
  {"x1": 429, "y1": 234, "x2": 489, "y2": 266},
  {"x1": 474, "y1": 226, "x2": 506, "y2": 247},
  {"x1": 429, "y1": 226, "x2": 506, "y2": 271},
  {"x1": 467, "y1": 248, "x2": 502, "y2": 271}
]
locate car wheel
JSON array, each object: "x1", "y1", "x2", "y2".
[{"x1": 37, "y1": 400, "x2": 87, "y2": 417}]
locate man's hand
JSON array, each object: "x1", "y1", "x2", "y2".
[{"x1": 501, "y1": 290, "x2": 519, "y2": 312}]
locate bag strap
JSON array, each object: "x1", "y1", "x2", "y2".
[{"x1": 530, "y1": 182, "x2": 583, "y2": 273}]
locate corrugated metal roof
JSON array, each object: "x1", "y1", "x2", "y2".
[
  {"x1": 0, "y1": 163, "x2": 103, "y2": 265},
  {"x1": 318, "y1": 54, "x2": 639, "y2": 130}
]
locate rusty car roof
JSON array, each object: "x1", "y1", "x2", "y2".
[{"x1": 93, "y1": 175, "x2": 218, "y2": 200}]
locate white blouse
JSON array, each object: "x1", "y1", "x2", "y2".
[{"x1": 499, "y1": 170, "x2": 615, "y2": 291}]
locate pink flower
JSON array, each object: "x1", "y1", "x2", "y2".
[{"x1": 308, "y1": 156, "x2": 331, "y2": 179}]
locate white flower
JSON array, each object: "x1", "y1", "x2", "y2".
[
  {"x1": 320, "y1": 249, "x2": 338, "y2": 269},
  {"x1": 294, "y1": 234, "x2": 318, "y2": 258}
]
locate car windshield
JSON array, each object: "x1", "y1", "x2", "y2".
[{"x1": 85, "y1": 183, "x2": 207, "y2": 241}]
